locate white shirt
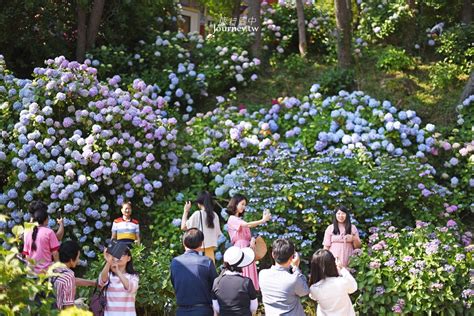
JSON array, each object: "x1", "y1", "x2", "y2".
[
  {"x1": 309, "y1": 268, "x2": 357, "y2": 316},
  {"x1": 186, "y1": 210, "x2": 222, "y2": 248}
]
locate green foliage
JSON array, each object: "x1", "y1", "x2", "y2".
[
  {"x1": 376, "y1": 47, "x2": 415, "y2": 72},
  {"x1": 318, "y1": 66, "x2": 355, "y2": 95},
  {"x1": 429, "y1": 61, "x2": 464, "y2": 90},
  {"x1": 351, "y1": 222, "x2": 473, "y2": 314},
  {"x1": 281, "y1": 54, "x2": 309, "y2": 74},
  {"x1": 0, "y1": 228, "x2": 57, "y2": 316},
  {"x1": 436, "y1": 23, "x2": 474, "y2": 68}
]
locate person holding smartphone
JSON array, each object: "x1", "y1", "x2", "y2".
[
  {"x1": 180, "y1": 191, "x2": 222, "y2": 263},
  {"x1": 226, "y1": 194, "x2": 271, "y2": 291},
  {"x1": 309, "y1": 249, "x2": 357, "y2": 316}
]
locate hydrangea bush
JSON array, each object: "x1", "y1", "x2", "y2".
[
  {"x1": 350, "y1": 220, "x2": 473, "y2": 314},
  {"x1": 0, "y1": 56, "x2": 179, "y2": 258},
  {"x1": 87, "y1": 30, "x2": 260, "y2": 113}
]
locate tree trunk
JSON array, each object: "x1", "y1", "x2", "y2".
[
  {"x1": 295, "y1": 0, "x2": 307, "y2": 57},
  {"x1": 86, "y1": 0, "x2": 105, "y2": 50},
  {"x1": 460, "y1": 70, "x2": 474, "y2": 103},
  {"x1": 462, "y1": 0, "x2": 472, "y2": 24},
  {"x1": 334, "y1": 0, "x2": 352, "y2": 68},
  {"x1": 232, "y1": 0, "x2": 241, "y2": 26},
  {"x1": 248, "y1": 0, "x2": 262, "y2": 58},
  {"x1": 405, "y1": 0, "x2": 417, "y2": 50},
  {"x1": 76, "y1": 5, "x2": 87, "y2": 63}
]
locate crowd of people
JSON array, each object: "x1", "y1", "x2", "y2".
[
  {"x1": 172, "y1": 192, "x2": 361, "y2": 315},
  {"x1": 21, "y1": 200, "x2": 140, "y2": 315},
  {"x1": 20, "y1": 191, "x2": 362, "y2": 315}
]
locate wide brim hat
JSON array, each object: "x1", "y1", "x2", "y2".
[{"x1": 224, "y1": 246, "x2": 255, "y2": 268}]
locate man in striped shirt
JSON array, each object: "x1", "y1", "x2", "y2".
[{"x1": 52, "y1": 240, "x2": 96, "y2": 309}]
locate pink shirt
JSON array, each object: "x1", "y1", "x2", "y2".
[
  {"x1": 23, "y1": 226, "x2": 60, "y2": 274},
  {"x1": 99, "y1": 272, "x2": 139, "y2": 316}
]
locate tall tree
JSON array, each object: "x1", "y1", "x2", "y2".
[
  {"x1": 462, "y1": 0, "x2": 472, "y2": 24},
  {"x1": 248, "y1": 0, "x2": 262, "y2": 58},
  {"x1": 295, "y1": 0, "x2": 307, "y2": 57},
  {"x1": 334, "y1": 0, "x2": 352, "y2": 68},
  {"x1": 75, "y1": 0, "x2": 105, "y2": 62}
]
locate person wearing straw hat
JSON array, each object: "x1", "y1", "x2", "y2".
[{"x1": 211, "y1": 246, "x2": 258, "y2": 316}]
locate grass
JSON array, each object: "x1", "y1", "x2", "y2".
[{"x1": 230, "y1": 53, "x2": 466, "y2": 132}]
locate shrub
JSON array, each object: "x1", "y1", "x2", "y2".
[
  {"x1": 429, "y1": 61, "x2": 464, "y2": 90},
  {"x1": 376, "y1": 47, "x2": 415, "y2": 72},
  {"x1": 0, "y1": 227, "x2": 57, "y2": 316},
  {"x1": 351, "y1": 221, "x2": 473, "y2": 314},
  {"x1": 0, "y1": 56, "x2": 179, "y2": 260},
  {"x1": 436, "y1": 23, "x2": 474, "y2": 68},
  {"x1": 318, "y1": 67, "x2": 355, "y2": 96}
]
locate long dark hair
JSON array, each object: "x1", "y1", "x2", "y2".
[
  {"x1": 309, "y1": 249, "x2": 340, "y2": 285},
  {"x1": 195, "y1": 191, "x2": 215, "y2": 228},
  {"x1": 223, "y1": 261, "x2": 243, "y2": 273},
  {"x1": 29, "y1": 201, "x2": 49, "y2": 252},
  {"x1": 332, "y1": 205, "x2": 352, "y2": 235},
  {"x1": 226, "y1": 194, "x2": 247, "y2": 217},
  {"x1": 112, "y1": 247, "x2": 138, "y2": 275}
]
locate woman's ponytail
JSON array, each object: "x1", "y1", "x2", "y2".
[
  {"x1": 31, "y1": 226, "x2": 39, "y2": 252},
  {"x1": 195, "y1": 191, "x2": 215, "y2": 228}
]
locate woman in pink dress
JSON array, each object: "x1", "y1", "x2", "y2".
[
  {"x1": 226, "y1": 194, "x2": 271, "y2": 291},
  {"x1": 323, "y1": 206, "x2": 362, "y2": 268}
]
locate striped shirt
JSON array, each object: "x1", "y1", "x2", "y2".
[
  {"x1": 52, "y1": 264, "x2": 76, "y2": 310},
  {"x1": 99, "y1": 273, "x2": 139, "y2": 316},
  {"x1": 112, "y1": 217, "x2": 140, "y2": 241}
]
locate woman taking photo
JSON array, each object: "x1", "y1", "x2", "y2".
[
  {"x1": 322, "y1": 206, "x2": 361, "y2": 267},
  {"x1": 309, "y1": 249, "x2": 357, "y2": 316},
  {"x1": 212, "y1": 246, "x2": 258, "y2": 316},
  {"x1": 226, "y1": 194, "x2": 271, "y2": 291},
  {"x1": 22, "y1": 200, "x2": 61, "y2": 274},
  {"x1": 99, "y1": 247, "x2": 139, "y2": 315},
  {"x1": 181, "y1": 191, "x2": 222, "y2": 263}
]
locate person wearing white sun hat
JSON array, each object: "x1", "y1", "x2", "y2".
[{"x1": 211, "y1": 246, "x2": 258, "y2": 316}]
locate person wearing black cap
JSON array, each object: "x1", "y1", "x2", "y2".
[{"x1": 211, "y1": 246, "x2": 258, "y2": 316}]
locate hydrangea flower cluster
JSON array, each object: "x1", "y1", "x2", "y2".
[{"x1": 0, "y1": 56, "x2": 178, "y2": 254}]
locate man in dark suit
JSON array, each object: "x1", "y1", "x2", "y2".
[{"x1": 171, "y1": 228, "x2": 217, "y2": 316}]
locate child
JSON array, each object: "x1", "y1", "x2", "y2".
[
  {"x1": 23, "y1": 200, "x2": 60, "y2": 274},
  {"x1": 111, "y1": 201, "x2": 140, "y2": 244},
  {"x1": 52, "y1": 240, "x2": 96, "y2": 309},
  {"x1": 99, "y1": 246, "x2": 139, "y2": 315},
  {"x1": 323, "y1": 206, "x2": 361, "y2": 267}
]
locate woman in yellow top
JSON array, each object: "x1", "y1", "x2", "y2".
[{"x1": 181, "y1": 191, "x2": 222, "y2": 263}]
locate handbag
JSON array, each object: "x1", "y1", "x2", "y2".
[
  {"x1": 199, "y1": 210, "x2": 206, "y2": 255},
  {"x1": 90, "y1": 277, "x2": 109, "y2": 316},
  {"x1": 254, "y1": 236, "x2": 267, "y2": 260}
]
